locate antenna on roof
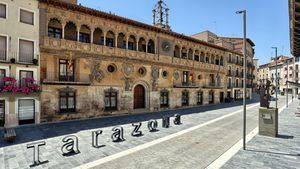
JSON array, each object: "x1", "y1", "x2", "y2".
[{"x1": 152, "y1": 0, "x2": 170, "y2": 30}]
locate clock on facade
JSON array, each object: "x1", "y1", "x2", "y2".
[{"x1": 161, "y1": 41, "x2": 171, "y2": 52}]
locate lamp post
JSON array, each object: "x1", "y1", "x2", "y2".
[
  {"x1": 236, "y1": 10, "x2": 247, "y2": 150},
  {"x1": 272, "y1": 47, "x2": 278, "y2": 109}
]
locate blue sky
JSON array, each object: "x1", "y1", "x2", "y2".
[{"x1": 78, "y1": 0, "x2": 290, "y2": 65}]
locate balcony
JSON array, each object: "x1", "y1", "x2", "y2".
[
  {"x1": 203, "y1": 82, "x2": 224, "y2": 89},
  {"x1": 0, "y1": 50, "x2": 39, "y2": 65},
  {"x1": 0, "y1": 77, "x2": 41, "y2": 94},
  {"x1": 42, "y1": 72, "x2": 91, "y2": 85},
  {"x1": 173, "y1": 81, "x2": 198, "y2": 88}
]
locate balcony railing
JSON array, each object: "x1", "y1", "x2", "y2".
[
  {"x1": 173, "y1": 81, "x2": 198, "y2": 88},
  {"x1": 203, "y1": 82, "x2": 224, "y2": 88},
  {"x1": 42, "y1": 72, "x2": 91, "y2": 85},
  {"x1": 0, "y1": 50, "x2": 39, "y2": 65}
]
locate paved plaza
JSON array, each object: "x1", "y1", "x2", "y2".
[
  {"x1": 0, "y1": 95, "x2": 296, "y2": 169},
  {"x1": 222, "y1": 99, "x2": 300, "y2": 169}
]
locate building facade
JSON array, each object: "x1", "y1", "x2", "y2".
[
  {"x1": 36, "y1": 0, "x2": 252, "y2": 123},
  {"x1": 0, "y1": 0, "x2": 40, "y2": 128}
]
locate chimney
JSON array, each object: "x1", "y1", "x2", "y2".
[{"x1": 59, "y1": 0, "x2": 77, "y2": 4}]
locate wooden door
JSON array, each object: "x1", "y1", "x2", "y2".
[{"x1": 134, "y1": 85, "x2": 145, "y2": 109}]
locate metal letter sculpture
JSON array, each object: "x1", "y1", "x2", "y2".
[
  {"x1": 92, "y1": 130, "x2": 104, "y2": 148},
  {"x1": 61, "y1": 135, "x2": 80, "y2": 156},
  {"x1": 173, "y1": 114, "x2": 182, "y2": 125},
  {"x1": 131, "y1": 123, "x2": 143, "y2": 137},
  {"x1": 162, "y1": 116, "x2": 170, "y2": 128},
  {"x1": 111, "y1": 126, "x2": 125, "y2": 142},
  {"x1": 148, "y1": 119, "x2": 158, "y2": 132},
  {"x1": 27, "y1": 141, "x2": 48, "y2": 167}
]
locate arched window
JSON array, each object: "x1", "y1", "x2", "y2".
[
  {"x1": 174, "y1": 45, "x2": 180, "y2": 58},
  {"x1": 211, "y1": 54, "x2": 215, "y2": 64},
  {"x1": 64, "y1": 21, "x2": 77, "y2": 41},
  {"x1": 93, "y1": 27, "x2": 104, "y2": 45},
  {"x1": 79, "y1": 25, "x2": 90, "y2": 43},
  {"x1": 181, "y1": 47, "x2": 187, "y2": 59},
  {"x1": 106, "y1": 31, "x2": 115, "y2": 47},
  {"x1": 128, "y1": 35, "x2": 136, "y2": 50},
  {"x1": 228, "y1": 78, "x2": 232, "y2": 88},
  {"x1": 200, "y1": 52, "x2": 205, "y2": 62},
  {"x1": 48, "y1": 18, "x2": 62, "y2": 39},
  {"x1": 194, "y1": 50, "x2": 200, "y2": 61},
  {"x1": 138, "y1": 37, "x2": 146, "y2": 52},
  {"x1": 147, "y1": 39, "x2": 155, "y2": 54},
  {"x1": 117, "y1": 33, "x2": 126, "y2": 49},
  {"x1": 205, "y1": 53, "x2": 210, "y2": 63},
  {"x1": 188, "y1": 49, "x2": 193, "y2": 60},
  {"x1": 220, "y1": 56, "x2": 224, "y2": 65}
]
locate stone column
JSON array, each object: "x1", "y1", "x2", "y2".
[
  {"x1": 136, "y1": 40, "x2": 139, "y2": 51},
  {"x1": 77, "y1": 27, "x2": 80, "y2": 41},
  {"x1": 126, "y1": 37, "x2": 129, "y2": 49},
  {"x1": 62, "y1": 23, "x2": 65, "y2": 39},
  {"x1": 90, "y1": 29, "x2": 94, "y2": 44},
  {"x1": 103, "y1": 32, "x2": 107, "y2": 46},
  {"x1": 115, "y1": 34, "x2": 118, "y2": 47}
]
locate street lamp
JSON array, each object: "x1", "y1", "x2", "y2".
[
  {"x1": 236, "y1": 10, "x2": 247, "y2": 150},
  {"x1": 272, "y1": 47, "x2": 278, "y2": 109}
]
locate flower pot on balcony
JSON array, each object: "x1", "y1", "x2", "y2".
[
  {"x1": 32, "y1": 59, "x2": 38, "y2": 65},
  {"x1": 10, "y1": 58, "x2": 15, "y2": 63}
]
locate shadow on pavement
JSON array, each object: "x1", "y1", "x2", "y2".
[{"x1": 0, "y1": 94, "x2": 260, "y2": 148}]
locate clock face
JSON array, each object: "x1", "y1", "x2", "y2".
[{"x1": 162, "y1": 41, "x2": 171, "y2": 52}]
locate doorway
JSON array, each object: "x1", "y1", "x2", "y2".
[{"x1": 134, "y1": 84, "x2": 145, "y2": 109}]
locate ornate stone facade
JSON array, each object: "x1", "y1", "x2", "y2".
[{"x1": 38, "y1": 0, "x2": 247, "y2": 123}]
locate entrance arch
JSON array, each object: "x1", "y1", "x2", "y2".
[{"x1": 134, "y1": 84, "x2": 145, "y2": 109}]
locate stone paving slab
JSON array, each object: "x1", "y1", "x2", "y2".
[
  {"x1": 0, "y1": 96, "x2": 261, "y2": 169},
  {"x1": 222, "y1": 99, "x2": 300, "y2": 169}
]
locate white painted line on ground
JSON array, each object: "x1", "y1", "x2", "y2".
[
  {"x1": 205, "y1": 99, "x2": 293, "y2": 169},
  {"x1": 74, "y1": 103, "x2": 260, "y2": 169}
]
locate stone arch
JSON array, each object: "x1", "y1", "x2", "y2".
[
  {"x1": 79, "y1": 24, "x2": 91, "y2": 43},
  {"x1": 132, "y1": 80, "x2": 150, "y2": 110},
  {"x1": 147, "y1": 39, "x2": 155, "y2": 54},
  {"x1": 174, "y1": 45, "x2": 180, "y2": 58},
  {"x1": 106, "y1": 30, "x2": 115, "y2": 47},
  {"x1": 138, "y1": 37, "x2": 147, "y2": 52},
  {"x1": 194, "y1": 50, "x2": 200, "y2": 61},
  {"x1": 93, "y1": 27, "x2": 104, "y2": 45},
  {"x1": 64, "y1": 21, "x2": 77, "y2": 41},
  {"x1": 181, "y1": 47, "x2": 187, "y2": 59},
  {"x1": 188, "y1": 48, "x2": 193, "y2": 60},
  {"x1": 117, "y1": 32, "x2": 126, "y2": 49},
  {"x1": 48, "y1": 18, "x2": 63, "y2": 38},
  {"x1": 128, "y1": 35, "x2": 137, "y2": 50}
]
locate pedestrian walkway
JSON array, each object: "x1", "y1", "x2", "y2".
[{"x1": 222, "y1": 99, "x2": 300, "y2": 169}]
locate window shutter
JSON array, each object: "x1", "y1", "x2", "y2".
[
  {"x1": 19, "y1": 39, "x2": 34, "y2": 62},
  {"x1": 0, "y1": 36, "x2": 6, "y2": 60},
  {"x1": 20, "y1": 9, "x2": 34, "y2": 25},
  {"x1": 0, "y1": 4, "x2": 6, "y2": 18},
  {"x1": 18, "y1": 99, "x2": 35, "y2": 121}
]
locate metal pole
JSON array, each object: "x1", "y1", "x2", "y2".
[
  {"x1": 272, "y1": 47, "x2": 278, "y2": 109},
  {"x1": 236, "y1": 10, "x2": 247, "y2": 151},
  {"x1": 286, "y1": 60, "x2": 289, "y2": 107}
]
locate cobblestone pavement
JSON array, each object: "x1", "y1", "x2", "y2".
[
  {"x1": 222, "y1": 99, "x2": 300, "y2": 169},
  {"x1": 0, "y1": 95, "x2": 287, "y2": 169}
]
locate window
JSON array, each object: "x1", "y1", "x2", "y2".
[
  {"x1": 197, "y1": 91, "x2": 203, "y2": 105},
  {"x1": 79, "y1": 33, "x2": 90, "y2": 43},
  {"x1": 183, "y1": 71, "x2": 189, "y2": 84},
  {"x1": 0, "y1": 100, "x2": 5, "y2": 127},
  {"x1": 194, "y1": 55, "x2": 199, "y2": 61},
  {"x1": 19, "y1": 70, "x2": 33, "y2": 87},
  {"x1": 59, "y1": 59, "x2": 74, "y2": 82},
  {"x1": 104, "y1": 88, "x2": 118, "y2": 111},
  {"x1": 128, "y1": 42, "x2": 134, "y2": 50},
  {"x1": 18, "y1": 99, "x2": 35, "y2": 125},
  {"x1": 209, "y1": 91, "x2": 214, "y2": 104},
  {"x1": 160, "y1": 90, "x2": 169, "y2": 108},
  {"x1": 107, "y1": 64, "x2": 117, "y2": 73},
  {"x1": 0, "y1": 69, "x2": 6, "y2": 88},
  {"x1": 0, "y1": 35, "x2": 7, "y2": 61},
  {"x1": 48, "y1": 27, "x2": 62, "y2": 39},
  {"x1": 60, "y1": 91, "x2": 76, "y2": 112},
  {"x1": 182, "y1": 90, "x2": 189, "y2": 106},
  {"x1": 162, "y1": 71, "x2": 168, "y2": 79},
  {"x1": 138, "y1": 67, "x2": 146, "y2": 76},
  {"x1": 20, "y1": 9, "x2": 34, "y2": 25},
  {"x1": 106, "y1": 37, "x2": 114, "y2": 47},
  {"x1": 0, "y1": 3, "x2": 6, "y2": 19},
  {"x1": 19, "y1": 39, "x2": 34, "y2": 63}
]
